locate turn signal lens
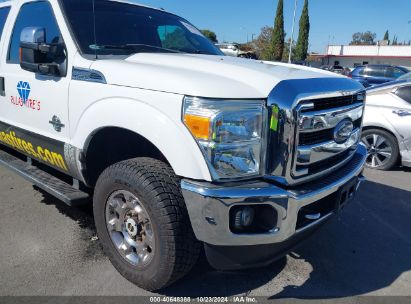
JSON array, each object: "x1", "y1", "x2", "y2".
[{"x1": 184, "y1": 114, "x2": 210, "y2": 140}]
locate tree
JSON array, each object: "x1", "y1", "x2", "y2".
[
  {"x1": 200, "y1": 29, "x2": 218, "y2": 43},
  {"x1": 392, "y1": 35, "x2": 398, "y2": 45},
  {"x1": 264, "y1": 0, "x2": 285, "y2": 61},
  {"x1": 294, "y1": 0, "x2": 310, "y2": 61},
  {"x1": 349, "y1": 31, "x2": 376, "y2": 45},
  {"x1": 253, "y1": 26, "x2": 273, "y2": 59},
  {"x1": 350, "y1": 32, "x2": 362, "y2": 45},
  {"x1": 383, "y1": 30, "x2": 389, "y2": 43},
  {"x1": 251, "y1": 26, "x2": 294, "y2": 61},
  {"x1": 362, "y1": 31, "x2": 376, "y2": 45}
]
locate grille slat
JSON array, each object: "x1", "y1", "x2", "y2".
[
  {"x1": 296, "y1": 149, "x2": 352, "y2": 175},
  {"x1": 301, "y1": 94, "x2": 362, "y2": 112},
  {"x1": 299, "y1": 119, "x2": 362, "y2": 146}
]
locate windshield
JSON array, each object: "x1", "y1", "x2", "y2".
[
  {"x1": 398, "y1": 72, "x2": 411, "y2": 81},
  {"x1": 60, "y1": 0, "x2": 223, "y2": 56}
]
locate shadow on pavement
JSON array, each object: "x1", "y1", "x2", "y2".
[
  {"x1": 34, "y1": 186, "x2": 95, "y2": 231},
  {"x1": 34, "y1": 178, "x2": 411, "y2": 298},
  {"x1": 34, "y1": 187, "x2": 103, "y2": 260},
  {"x1": 393, "y1": 167, "x2": 411, "y2": 173},
  {"x1": 160, "y1": 255, "x2": 287, "y2": 297},
  {"x1": 271, "y1": 179, "x2": 411, "y2": 298}
]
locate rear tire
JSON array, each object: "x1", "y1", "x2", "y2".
[
  {"x1": 361, "y1": 129, "x2": 400, "y2": 170},
  {"x1": 93, "y1": 158, "x2": 200, "y2": 291}
]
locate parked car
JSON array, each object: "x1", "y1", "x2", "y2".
[
  {"x1": 320, "y1": 65, "x2": 345, "y2": 74},
  {"x1": 350, "y1": 65, "x2": 409, "y2": 87},
  {"x1": 342, "y1": 67, "x2": 352, "y2": 76},
  {"x1": 216, "y1": 43, "x2": 257, "y2": 59},
  {"x1": 362, "y1": 82, "x2": 411, "y2": 170},
  {"x1": 320, "y1": 65, "x2": 331, "y2": 71},
  {"x1": 293, "y1": 60, "x2": 309, "y2": 66},
  {"x1": 330, "y1": 65, "x2": 344, "y2": 74}
]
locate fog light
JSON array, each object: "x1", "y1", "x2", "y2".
[
  {"x1": 234, "y1": 206, "x2": 255, "y2": 229},
  {"x1": 230, "y1": 205, "x2": 277, "y2": 234}
]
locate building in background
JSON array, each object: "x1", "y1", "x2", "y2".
[{"x1": 310, "y1": 45, "x2": 411, "y2": 69}]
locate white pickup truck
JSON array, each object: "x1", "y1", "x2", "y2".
[{"x1": 0, "y1": 0, "x2": 367, "y2": 291}]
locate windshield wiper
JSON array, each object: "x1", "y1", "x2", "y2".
[{"x1": 89, "y1": 44, "x2": 182, "y2": 54}]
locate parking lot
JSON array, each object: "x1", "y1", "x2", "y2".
[{"x1": 0, "y1": 165, "x2": 410, "y2": 298}]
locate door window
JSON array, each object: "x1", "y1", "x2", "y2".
[
  {"x1": 7, "y1": 1, "x2": 62, "y2": 64},
  {"x1": 395, "y1": 86, "x2": 411, "y2": 104},
  {"x1": 357, "y1": 67, "x2": 366, "y2": 76},
  {"x1": 385, "y1": 67, "x2": 407, "y2": 78},
  {"x1": 366, "y1": 67, "x2": 385, "y2": 77},
  {"x1": 157, "y1": 25, "x2": 198, "y2": 51},
  {"x1": 0, "y1": 6, "x2": 10, "y2": 41}
]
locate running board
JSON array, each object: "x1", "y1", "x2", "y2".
[{"x1": 0, "y1": 149, "x2": 89, "y2": 206}]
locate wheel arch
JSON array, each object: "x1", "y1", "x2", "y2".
[
  {"x1": 83, "y1": 127, "x2": 168, "y2": 186},
  {"x1": 70, "y1": 97, "x2": 212, "y2": 186},
  {"x1": 362, "y1": 125, "x2": 400, "y2": 144}
]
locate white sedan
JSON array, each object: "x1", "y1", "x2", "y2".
[{"x1": 363, "y1": 81, "x2": 411, "y2": 170}]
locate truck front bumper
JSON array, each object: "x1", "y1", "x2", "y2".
[{"x1": 181, "y1": 144, "x2": 367, "y2": 270}]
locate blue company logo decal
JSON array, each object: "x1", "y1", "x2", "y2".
[
  {"x1": 10, "y1": 81, "x2": 41, "y2": 111},
  {"x1": 17, "y1": 81, "x2": 31, "y2": 103}
]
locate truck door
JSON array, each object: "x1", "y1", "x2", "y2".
[{"x1": 0, "y1": 1, "x2": 72, "y2": 172}]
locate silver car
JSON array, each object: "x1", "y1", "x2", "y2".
[{"x1": 362, "y1": 80, "x2": 411, "y2": 170}]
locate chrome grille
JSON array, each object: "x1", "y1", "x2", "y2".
[
  {"x1": 292, "y1": 94, "x2": 365, "y2": 181},
  {"x1": 265, "y1": 77, "x2": 366, "y2": 186}
]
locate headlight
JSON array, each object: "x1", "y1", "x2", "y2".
[{"x1": 183, "y1": 96, "x2": 266, "y2": 180}]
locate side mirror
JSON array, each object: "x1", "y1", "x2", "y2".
[{"x1": 20, "y1": 27, "x2": 67, "y2": 77}]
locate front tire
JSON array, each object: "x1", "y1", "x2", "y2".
[
  {"x1": 361, "y1": 129, "x2": 400, "y2": 170},
  {"x1": 93, "y1": 158, "x2": 200, "y2": 291}
]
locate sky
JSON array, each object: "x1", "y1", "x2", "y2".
[{"x1": 133, "y1": 0, "x2": 411, "y2": 53}]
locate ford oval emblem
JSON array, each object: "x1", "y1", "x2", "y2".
[{"x1": 334, "y1": 119, "x2": 354, "y2": 144}]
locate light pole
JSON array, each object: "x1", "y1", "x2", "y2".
[
  {"x1": 241, "y1": 27, "x2": 249, "y2": 43},
  {"x1": 288, "y1": 0, "x2": 298, "y2": 63}
]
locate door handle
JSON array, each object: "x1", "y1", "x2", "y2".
[{"x1": 393, "y1": 110, "x2": 411, "y2": 117}]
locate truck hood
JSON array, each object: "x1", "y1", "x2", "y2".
[{"x1": 90, "y1": 53, "x2": 345, "y2": 99}]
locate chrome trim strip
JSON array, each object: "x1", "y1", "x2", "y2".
[
  {"x1": 72, "y1": 67, "x2": 107, "y2": 84},
  {"x1": 296, "y1": 129, "x2": 360, "y2": 165},
  {"x1": 298, "y1": 103, "x2": 363, "y2": 132},
  {"x1": 181, "y1": 144, "x2": 367, "y2": 246}
]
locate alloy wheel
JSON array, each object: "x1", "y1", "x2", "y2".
[
  {"x1": 105, "y1": 190, "x2": 155, "y2": 267},
  {"x1": 361, "y1": 134, "x2": 393, "y2": 168}
]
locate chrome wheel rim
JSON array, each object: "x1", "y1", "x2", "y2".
[
  {"x1": 105, "y1": 190, "x2": 155, "y2": 266},
  {"x1": 361, "y1": 134, "x2": 393, "y2": 168}
]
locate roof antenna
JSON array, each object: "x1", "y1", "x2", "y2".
[{"x1": 92, "y1": 0, "x2": 98, "y2": 59}]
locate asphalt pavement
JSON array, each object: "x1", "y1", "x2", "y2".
[{"x1": 0, "y1": 165, "x2": 410, "y2": 298}]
